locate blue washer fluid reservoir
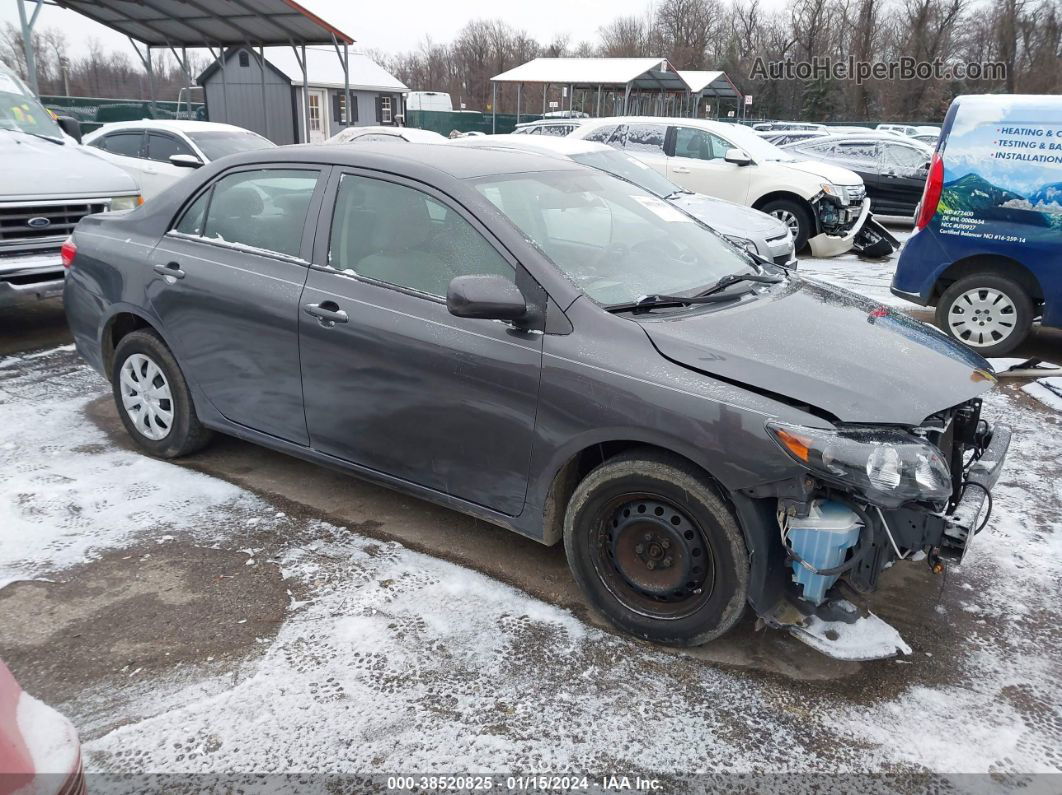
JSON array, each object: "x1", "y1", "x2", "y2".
[{"x1": 787, "y1": 500, "x2": 863, "y2": 605}]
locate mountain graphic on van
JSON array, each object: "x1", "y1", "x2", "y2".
[
  {"x1": 1025, "y1": 182, "x2": 1062, "y2": 213},
  {"x1": 939, "y1": 173, "x2": 1025, "y2": 212}
]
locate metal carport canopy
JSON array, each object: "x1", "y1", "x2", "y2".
[
  {"x1": 491, "y1": 57, "x2": 688, "y2": 92},
  {"x1": 677, "y1": 70, "x2": 742, "y2": 99},
  {"x1": 52, "y1": 0, "x2": 354, "y2": 46}
]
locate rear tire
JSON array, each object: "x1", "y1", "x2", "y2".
[
  {"x1": 935, "y1": 273, "x2": 1033, "y2": 357},
  {"x1": 563, "y1": 451, "x2": 748, "y2": 646},
  {"x1": 111, "y1": 330, "x2": 213, "y2": 458},
  {"x1": 761, "y1": 198, "x2": 812, "y2": 252}
]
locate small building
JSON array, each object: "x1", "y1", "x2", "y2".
[{"x1": 198, "y1": 46, "x2": 408, "y2": 145}]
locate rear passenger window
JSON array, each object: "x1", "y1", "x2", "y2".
[
  {"x1": 327, "y1": 174, "x2": 513, "y2": 297},
  {"x1": 180, "y1": 169, "x2": 318, "y2": 258},
  {"x1": 103, "y1": 132, "x2": 143, "y2": 157},
  {"x1": 622, "y1": 124, "x2": 666, "y2": 153},
  {"x1": 584, "y1": 125, "x2": 618, "y2": 144}
]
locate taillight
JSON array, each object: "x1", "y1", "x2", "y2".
[
  {"x1": 915, "y1": 152, "x2": 944, "y2": 230},
  {"x1": 60, "y1": 238, "x2": 77, "y2": 269}
]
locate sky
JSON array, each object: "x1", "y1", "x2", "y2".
[{"x1": 1, "y1": 0, "x2": 660, "y2": 60}]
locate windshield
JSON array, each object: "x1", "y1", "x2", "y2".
[
  {"x1": 188, "y1": 130, "x2": 274, "y2": 161},
  {"x1": 471, "y1": 170, "x2": 755, "y2": 306},
  {"x1": 570, "y1": 149, "x2": 682, "y2": 199},
  {"x1": 0, "y1": 67, "x2": 63, "y2": 141},
  {"x1": 717, "y1": 123, "x2": 799, "y2": 163}
]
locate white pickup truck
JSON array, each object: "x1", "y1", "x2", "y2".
[{"x1": 1, "y1": 62, "x2": 141, "y2": 307}]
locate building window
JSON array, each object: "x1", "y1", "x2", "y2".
[
  {"x1": 380, "y1": 96, "x2": 392, "y2": 124},
  {"x1": 238, "y1": 50, "x2": 250, "y2": 67}
]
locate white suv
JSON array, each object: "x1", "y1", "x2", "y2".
[{"x1": 570, "y1": 117, "x2": 869, "y2": 256}]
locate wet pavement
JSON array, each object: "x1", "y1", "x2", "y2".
[{"x1": 1, "y1": 257, "x2": 1061, "y2": 783}]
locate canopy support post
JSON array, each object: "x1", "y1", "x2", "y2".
[
  {"x1": 16, "y1": 0, "x2": 44, "y2": 94},
  {"x1": 331, "y1": 34, "x2": 352, "y2": 130},
  {"x1": 516, "y1": 83, "x2": 521, "y2": 124},
  {"x1": 258, "y1": 44, "x2": 269, "y2": 141},
  {"x1": 595, "y1": 84, "x2": 602, "y2": 117},
  {"x1": 129, "y1": 38, "x2": 156, "y2": 115},
  {"x1": 623, "y1": 82, "x2": 631, "y2": 115},
  {"x1": 568, "y1": 83, "x2": 574, "y2": 115},
  {"x1": 542, "y1": 83, "x2": 547, "y2": 115},
  {"x1": 491, "y1": 82, "x2": 497, "y2": 134}
]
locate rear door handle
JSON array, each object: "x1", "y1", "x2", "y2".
[
  {"x1": 153, "y1": 261, "x2": 185, "y2": 279},
  {"x1": 304, "y1": 300, "x2": 348, "y2": 326}
]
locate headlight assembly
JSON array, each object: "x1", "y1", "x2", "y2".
[
  {"x1": 109, "y1": 195, "x2": 142, "y2": 211},
  {"x1": 723, "y1": 235, "x2": 758, "y2": 255},
  {"x1": 766, "y1": 421, "x2": 952, "y2": 507}
]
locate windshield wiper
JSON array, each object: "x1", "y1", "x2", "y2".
[
  {"x1": 0, "y1": 127, "x2": 64, "y2": 145},
  {"x1": 606, "y1": 272, "x2": 784, "y2": 314}
]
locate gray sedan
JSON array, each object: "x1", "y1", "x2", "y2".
[
  {"x1": 449, "y1": 134, "x2": 796, "y2": 266},
  {"x1": 63, "y1": 144, "x2": 1008, "y2": 659}
]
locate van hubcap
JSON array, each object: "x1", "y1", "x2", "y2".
[
  {"x1": 948, "y1": 288, "x2": 1017, "y2": 347},
  {"x1": 119, "y1": 353, "x2": 174, "y2": 441}
]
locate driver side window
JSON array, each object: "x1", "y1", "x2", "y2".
[{"x1": 328, "y1": 174, "x2": 513, "y2": 297}]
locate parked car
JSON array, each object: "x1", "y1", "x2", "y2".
[
  {"x1": 911, "y1": 132, "x2": 940, "y2": 146},
  {"x1": 448, "y1": 133, "x2": 796, "y2": 266},
  {"x1": 0, "y1": 659, "x2": 85, "y2": 794},
  {"x1": 325, "y1": 125, "x2": 447, "y2": 144},
  {"x1": 64, "y1": 143, "x2": 1010, "y2": 659},
  {"x1": 83, "y1": 120, "x2": 274, "y2": 200},
  {"x1": 877, "y1": 123, "x2": 920, "y2": 137},
  {"x1": 0, "y1": 61, "x2": 141, "y2": 307},
  {"x1": 512, "y1": 118, "x2": 588, "y2": 137},
  {"x1": 893, "y1": 94, "x2": 1062, "y2": 355},
  {"x1": 782, "y1": 133, "x2": 933, "y2": 217},
  {"x1": 757, "y1": 130, "x2": 829, "y2": 146},
  {"x1": 752, "y1": 121, "x2": 828, "y2": 133},
  {"x1": 569, "y1": 116, "x2": 870, "y2": 256}
]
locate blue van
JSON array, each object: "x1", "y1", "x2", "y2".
[{"x1": 892, "y1": 95, "x2": 1062, "y2": 355}]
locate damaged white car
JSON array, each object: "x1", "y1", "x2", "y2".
[{"x1": 569, "y1": 116, "x2": 873, "y2": 257}]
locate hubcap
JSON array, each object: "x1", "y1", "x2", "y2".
[
  {"x1": 593, "y1": 496, "x2": 715, "y2": 618},
  {"x1": 947, "y1": 288, "x2": 1017, "y2": 347},
  {"x1": 119, "y1": 353, "x2": 174, "y2": 441},
  {"x1": 771, "y1": 209, "x2": 801, "y2": 237}
]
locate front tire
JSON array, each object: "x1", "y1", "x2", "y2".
[
  {"x1": 111, "y1": 330, "x2": 213, "y2": 458},
  {"x1": 761, "y1": 198, "x2": 812, "y2": 252},
  {"x1": 935, "y1": 273, "x2": 1033, "y2": 357},
  {"x1": 563, "y1": 451, "x2": 749, "y2": 646}
]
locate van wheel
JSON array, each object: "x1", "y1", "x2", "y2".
[
  {"x1": 761, "y1": 198, "x2": 811, "y2": 252},
  {"x1": 563, "y1": 451, "x2": 748, "y2": 646},
  {"x1": 936, "y1": 273, "x2": 1033, "y2": 357},
  {"x1": 111, "y1": 330, "x2": 213, "y2": 458}
]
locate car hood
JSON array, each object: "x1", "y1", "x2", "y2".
[
  {"x1": 0, "y1": 132, "x2": 138, "y2": 199},
  {"x1": 668, "y1": 192, "x2": 786, "y2": 238},
  {"x1": 779, "y1": 158, "x2": 863, "y2": 186},
  {"x1": 637, "y1": 278, "x2": 995, "y2": 425}
]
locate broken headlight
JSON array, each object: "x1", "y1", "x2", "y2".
[{"x1": 766, "y1": 421, "x2": 952, "y2": 507}]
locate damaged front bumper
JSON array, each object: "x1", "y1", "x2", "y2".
[
  {"x1": 738, "y1": 414, "x2": 1012, "y2": 661},
  {"x1": 807, "y1": 197, "x2": 871, "y2": 258}
]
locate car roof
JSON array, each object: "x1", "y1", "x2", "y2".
[
  {"x1": 783, "y1": 132, "x2": 932, "y2": 149},
  {"x1": 223, "y1": 141, "x2": 587, "y2": 180},
  {"x1": 449, "y1": 134, "x2": 608, "y2": 157},
  {"x1": 88, "y1": 120, "x2": 258, "y2": 135},
  {"x1": 579, "y1": 116, "x2": 741, "y2": 135}
]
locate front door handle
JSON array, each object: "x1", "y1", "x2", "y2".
[
  {"x1": 671, "y1": 166, "x2": 691, "y2": 174},
  {"x1": 304, "y1": 300, "x2": 348, "y2": 326},
  {"x1": 153, "y1": 261, "x2": 185, "y2": 279}
]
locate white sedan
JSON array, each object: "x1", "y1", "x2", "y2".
[
  {"x1": 83, "y1": 120, "x2": 274, "y2": 200},
  {"x1": 324, "y1": 126, "x2": 447, "y2": 144}
]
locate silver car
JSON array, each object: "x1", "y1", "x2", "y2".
[{"x1": 447, "y1": 134, "x2": 797, "y2": 266}]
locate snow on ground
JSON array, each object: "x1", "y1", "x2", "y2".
[
  {"x1": 797, "y1": 225, "x2": 916, "y2": 307},
  {"x1": 2, "y1": 342, "x2": 1061, "y2": 780},
  {"x1": 1023, "y1": 377, "x2": 1062, "y2": 413}
]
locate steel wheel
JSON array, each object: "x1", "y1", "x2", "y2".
[
  {"x1": 119, "y1": 353, "x2": 174, "y2": 441},
  {"x1": 947, "y1": 287, "x2": 1018, "y2": 348},
  {"x1": 590, "y1": 494, "x2": 716, "y2": 620}
]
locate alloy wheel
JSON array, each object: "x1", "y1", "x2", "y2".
[{"x1": 119, "y1": 353, "x2": 174, "y2": 441}]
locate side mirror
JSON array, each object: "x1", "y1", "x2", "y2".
[
  {"x1": 170, "y1": 153, "x2": 203, "y2": 168},
  {"x1": 447, "y1": 274, "x2": 528, "y2": 324},
  {"x1": 724, "y1": 148, "x2": 752, "y2": 166},
  {"x1": 56, "y1": 116, "x2": 82, "y2": 143}
]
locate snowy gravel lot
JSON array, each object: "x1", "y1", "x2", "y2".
[{"x1": 1, "y1": 238, "x2": 1061, "y2": 789}]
